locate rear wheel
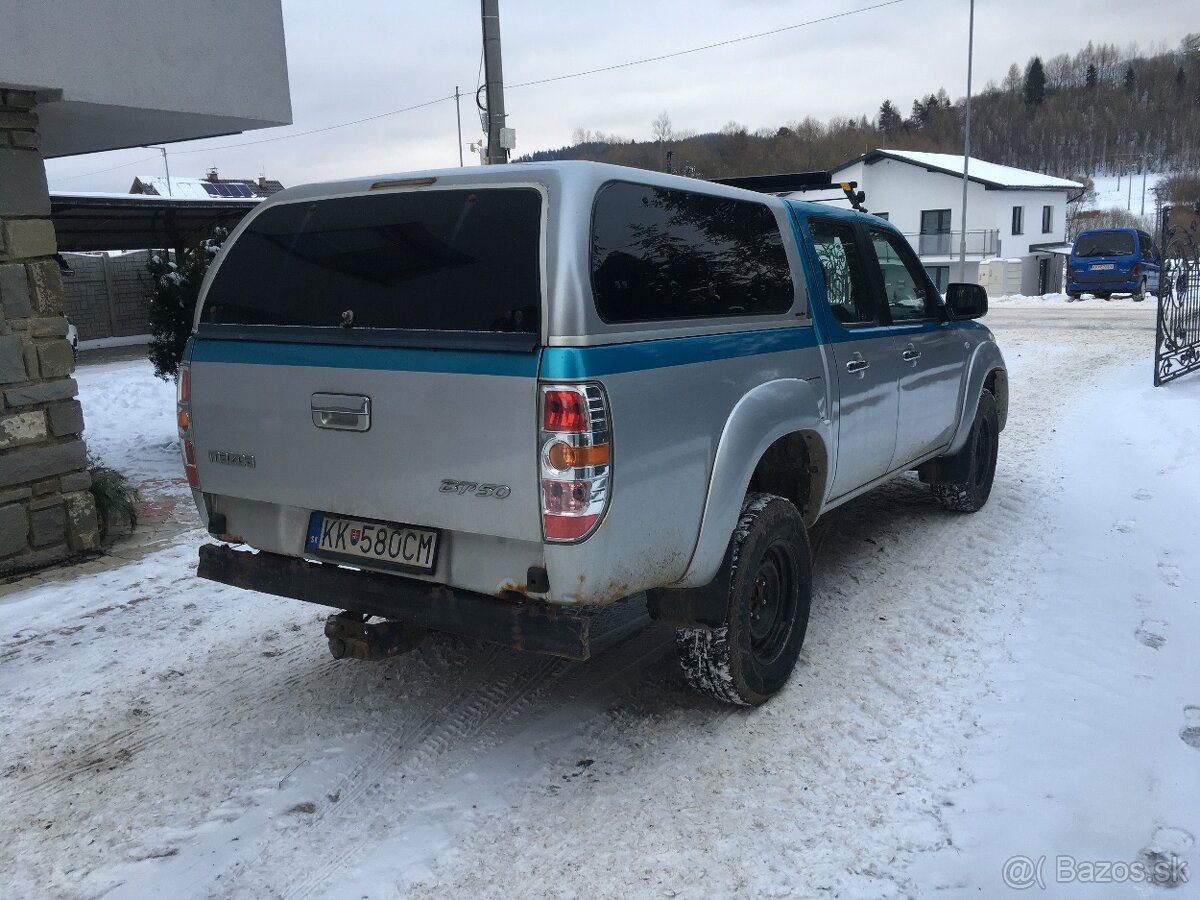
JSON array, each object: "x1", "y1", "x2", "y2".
[
  {"x1": 1133, "y1": 277, "x2": 1147, "y2": 302},
  {"x1": 677, "y1": 493, "x2": 811, "y2": 706},
  {"x1": 931, "y1": 390, "x2": 999, "y2": 513}
]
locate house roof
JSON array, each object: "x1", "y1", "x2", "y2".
[
  {"x1": 834, "y1": 150, "x2": 1084, "y2": 191},
  {"x1": 130, "y1": 175, "x2": 286, "y2": 200}
]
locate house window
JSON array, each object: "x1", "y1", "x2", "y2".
[
  {"x1": 1012, "y1": 206, "x2": 1024, "y2": 235},
  {"x1": 925, "y1": 265, "x2": 950, "y2": 293},
  {"x1": 1042, "y1": 205, "x2": 1052, "y2": 233},
  {"x1": 919, "y1": 209, "x2": 952, "y2": 255}
]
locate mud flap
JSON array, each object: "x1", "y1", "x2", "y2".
[{"x1": 645, "y1": 540, "x2": 734, "y2": 629}]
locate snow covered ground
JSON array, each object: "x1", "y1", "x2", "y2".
[{"x1": 1, "y1": 305, "x2": 1196, "y2": 899}]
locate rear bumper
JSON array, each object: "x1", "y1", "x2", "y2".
[
  {"x1": 197, "y1": 544, "x2": 617, "y2": 660},
  {"x1": 1066, "y1": 277, "x2": 1139, "y2": 293}
]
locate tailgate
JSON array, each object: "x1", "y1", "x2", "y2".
[
  {"x1": 187, "y1": 183, "x2": 548, "y2": 544},
  {"x1": 188, "y1": 341, "x2": 543, "y2": 541}
]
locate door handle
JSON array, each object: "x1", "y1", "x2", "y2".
[
  {"x1": 901, "y1": 349, "x2": 922, "y2": 363},
  {"x1": 845, "y1": 358, "x2": 869, "y2": 374},
  {"x1": 312, "y1": 393, "x2": 371, "y2": 431}
]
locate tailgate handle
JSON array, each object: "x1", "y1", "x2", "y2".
[{"x1": 312, "y1": 394, "x2": 371, "y2": 432}]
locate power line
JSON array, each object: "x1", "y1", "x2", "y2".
[
  {"x1": 52, "y1": 0, "x2": 910, "y2": 179},
  {"x1": 54, "y1": 153, "x2": 164, "y2": 181},
  {"x1": 508, "y1": 0, "x2": 910, "y2": 90},
  {"x1": 170, "y1": 94, "x2": 456, "y2": 155}
]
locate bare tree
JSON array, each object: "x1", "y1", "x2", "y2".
[{"x1": 651, "y1": 110, "x2": 673, "y2": 143}]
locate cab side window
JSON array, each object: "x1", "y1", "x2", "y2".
[
  {"x1": 808, "y1": 219, "x2": 877, "y2": 326},
  {"x1": 869, "y1": 230, "x2": 939, "y2": 322}
]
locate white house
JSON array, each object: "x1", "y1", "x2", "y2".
[{"x1": 830, "y1": 150, "x2": 1083, "y2": 295}]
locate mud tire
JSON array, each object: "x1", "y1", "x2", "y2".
[
  {"x1": 931, "y1": 390, "x2": 999, "y2": 513},
  {"x1": 677, "y1": 493, "x2": 811, "y2": 706}
]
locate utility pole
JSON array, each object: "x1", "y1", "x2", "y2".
[
  {"x1": 1140, "y1": 162, "x2": 1147, "y2": 216},
  {"x1": 455, "y1": 86, "x2": 464, "y2": 166},
  {"x1": 958, "y1": 0, "x2": 975, "y2": 283},
  {"x1": 481, "y1": 0, "x2": 510, "y2": 165}
]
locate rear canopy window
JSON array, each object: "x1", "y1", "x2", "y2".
[
  {"x1": 201, "y1": 188, "x2": 542, "y2": 334},
  {"x1": 1074, "y1": 232, "x2": 1134, "y2": 258},
  {"x1": 591, "y1": 182, "x2": 795, "y2": 323}
]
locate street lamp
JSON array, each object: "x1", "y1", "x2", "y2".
[
  {"x1": 959, "y1": 0, "x2": 975, "y2": 281},
  {"x1": 145, "y1": 145, "x2": 172, "y2": 196}
]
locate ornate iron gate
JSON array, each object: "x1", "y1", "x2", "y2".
[{"x1": 1155, "y1": 205, "x2": 1200, "y2": 386}]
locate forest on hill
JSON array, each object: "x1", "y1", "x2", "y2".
[{"x1": 520, "y1": 36, "x2": 1200, "y2": 199}]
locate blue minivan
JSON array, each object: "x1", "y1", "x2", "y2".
[{"x1": 1066, "y1": 227, "x2": 1160, "y2": 300}]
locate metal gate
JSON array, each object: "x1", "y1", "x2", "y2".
[{"x1": 1155, "y1": 205, "x2": 1200, "y2": 386}]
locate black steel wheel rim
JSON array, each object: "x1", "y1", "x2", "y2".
[{"x1": 748, "y1": 542, "x2": 797, "y2": 665}]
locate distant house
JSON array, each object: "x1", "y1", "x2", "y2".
[
  {"x1": 130, "y1": 168, "x2": 285, "y2": 200},
  {"x1": 831, "y1": 150, "x2": 1083, "y2": 295}
]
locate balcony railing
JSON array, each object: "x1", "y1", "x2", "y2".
[{"x1": 905, "y1": 230, "x2": 1000, "y2": 258}]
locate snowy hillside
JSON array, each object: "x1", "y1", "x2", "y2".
[{"x1": 1089, "y1": 172, "x2": 1166, "y2": 215}]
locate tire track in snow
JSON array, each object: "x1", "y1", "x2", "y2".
[
  {"x1": 104, "y1": 618, "x2": 670, "y2": 900},
  {"x1": 271, "y1": 624, "x2": 672, "y2": 900}
]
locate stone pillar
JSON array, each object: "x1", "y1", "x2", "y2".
[{"x1": 0, "y1": 89, "x2": 99, "y2": 574}]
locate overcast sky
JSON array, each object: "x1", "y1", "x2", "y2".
[{"x1": 43, "y1": 0, "x2": 1184, "y2": 193}]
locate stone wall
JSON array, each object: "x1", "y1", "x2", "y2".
[
  {"x1": 0, "y1": 90, "x2": 100, "y2": 575},
  {"x1": 62, "y1": 251, "x2": 155, "y2": 341}
]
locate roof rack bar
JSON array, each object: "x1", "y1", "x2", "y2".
[
  {"x1": 712, "y1": 170, "x2": 868, "y2": 213},
  {"x1": 713, "y1": 171, "x2": 833, "y2": 193}
]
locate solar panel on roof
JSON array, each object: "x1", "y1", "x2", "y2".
[{"x1": 202, "y1": 183, "x2": 222, "y2": 197}]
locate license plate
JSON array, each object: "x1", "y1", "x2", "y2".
[
  {"x1": 305, "y1": 513, "x2": 439, "y2": 574},
  {"x1": 1091, "y1": 263, "x2": 1115, "y2": 270}
]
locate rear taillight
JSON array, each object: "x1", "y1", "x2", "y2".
[
  {"x1": 1131, "y1": 262, "x2": 1140, "y2": 276},
  {"x1": 178, "y1": 363, "x2": 199, "y2": 489},
  {"x1": 1066, "y1": 265, "x2": 1074, "y2": 280},
  {"x1": 543, "y1": 389, "x2": 590, "y2": 433},
  {"x1": 539, "y1": 384, "x2": 610, "y2": 542}
]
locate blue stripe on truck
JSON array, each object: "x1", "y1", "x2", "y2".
[
  {"x1": 188, "y1": 339, "x2": 543, "y2": 377},
  {"x1": 189, "y1": 320, "x2": 979, "y2": 379},
  {"x1": 540, "y1": 327, "x2": 820, "y2": 378}
]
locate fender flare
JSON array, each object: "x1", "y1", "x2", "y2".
[
  {"x1": 674, "y1": 378, "x2": 830, "y2": 589},
  {"x1": 945, "y1": 340, "x2": 1007, "y2": 456}
]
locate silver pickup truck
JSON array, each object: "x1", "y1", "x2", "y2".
[{"x1": 184, "y1": 161, "x2": 1007, "y2": 705}]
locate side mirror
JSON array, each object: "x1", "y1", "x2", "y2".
[{"x1": 945, "y1": 283, "x2": 988, "y2": 320}]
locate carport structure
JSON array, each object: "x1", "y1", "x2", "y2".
[{"x1": 49, "y1": 193, "x2": 258, "y2": 255}]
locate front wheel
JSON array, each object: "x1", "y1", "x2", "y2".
[
  {"x1": 931, "y1": 389, "x2": 999, "y2": 512},
  {"x1": 677, "y1": 493, "x2": 812, "y2": 706}
]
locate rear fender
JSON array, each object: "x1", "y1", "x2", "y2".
[{"x1": 674, "y1": 378, "x2": 830, "y2": 589}]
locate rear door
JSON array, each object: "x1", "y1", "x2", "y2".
[
  {"x1": 865, "y1": 227, "x2": 965, "y2": 469},
  {"x1": 187, "y1": 185, "x2": 546, "y2": 543},
  {"x1": 804, "y1": 217, "x2": 899, "y2": 498},
  {"x1": 1138, "y1": 230, "x2": 1161, "y2": 294}
]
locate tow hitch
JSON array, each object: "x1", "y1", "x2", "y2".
[{"x1": 323, "y1": 611, "x2": 429, "y2": 662}]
